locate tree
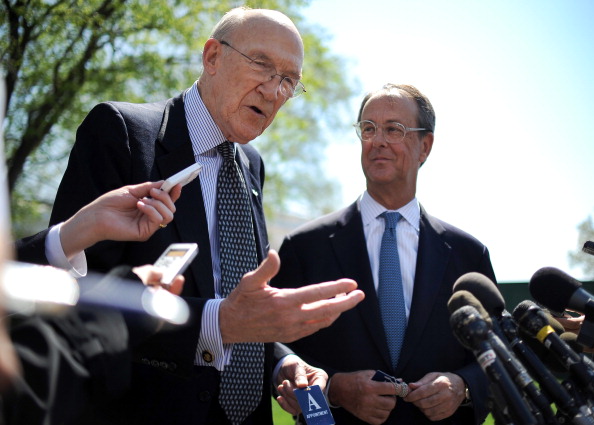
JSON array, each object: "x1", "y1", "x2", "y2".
[
  {"x1": 1, "y1": 0, "x2": 357, "y2": 237},
  {"x1": 569, "y1": 215, "x2": 594, "y2": 278}
]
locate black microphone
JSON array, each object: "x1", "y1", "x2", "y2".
[
  {"x1": 501, "y1": 310, "x2": 594, "y2": 424},
  {"x1": 449, "y1": 291, "x2": 557, "y2": 425},
  {"x1": 453, "y1": 272, "x2": 506, "y2": 317},
  {"x1": 561, "y1": 332, "x2": 594, "y2": 371},
  {"x1": 451, "y1": 273, "x2": 563, "y2": 390},
  {"x1": 452, "y1": 272, "x2": 511, "y2": 344},
  {"x1": 530, "y1": 267, "x2": 593, "y2": 315},
  {"x1": 513, "y1": 300, "x2": 594, "y2": 402},
  {"x1": 448, "y1": 301, "x2": 537, "y2": 425},
  {"x1": 530, "y1": 267, "x2": 594, "y2": 348},
  {"x1": 451, "y1": 272, "x2": 571, "y2": 377}
]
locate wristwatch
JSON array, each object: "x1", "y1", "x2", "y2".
[{"x1": 462, "y1": 383, "x2": 472, "y2": 405}]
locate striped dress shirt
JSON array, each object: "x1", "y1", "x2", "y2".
[{"x1": 184, "y1": 81, "x2": 235, "y2": 370}]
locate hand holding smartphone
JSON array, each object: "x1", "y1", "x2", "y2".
[
  {"x1": 153, "y1": 243, "x2": 198, "y2": 285},
  {"x1": 160, "y1": 163, "x2": 203, "y2": 193}
]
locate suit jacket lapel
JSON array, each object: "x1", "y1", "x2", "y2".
[
  {"x1": 331, "y1": 202, "x2": 394, "y2": 368},
  {"x1": 395, "y1": 207, "x2": 451, "y2": 374},
  {"x1": 155, "y1": 94, "x2": 215, "y2": 298}
]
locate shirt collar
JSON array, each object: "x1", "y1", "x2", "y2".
[
  {"x1": 360, "y1": 191, "x2": 421, "y2": 232},
  {"x1": 184, "y1": 81, "x2": 226, "y2": 156}
]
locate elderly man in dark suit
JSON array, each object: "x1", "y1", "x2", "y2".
[
  {"x1": 46, "y1": 6, "x2": 364, "y2": 425},
  {"x1": 273, "y1": 84, "x2": 496, "y2": 425}
]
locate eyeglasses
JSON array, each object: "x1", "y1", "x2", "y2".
[
  {"x1": 219, "y1": 40, "x2": 306, "y2": 99},
  {"x1": 353, "y1": 120, "x2": 426, "y2": 144}
]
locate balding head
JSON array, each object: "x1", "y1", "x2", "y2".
[
  {"x1": 211, "y1": 7, "x2": 302, "y2": 53},
  {"x1": 198, "y1": 8, "x2": 304, "y2": 143}
]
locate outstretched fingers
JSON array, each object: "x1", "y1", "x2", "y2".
[{"x1": 237, "y1": 250, "x2": 281, "y2": 292}]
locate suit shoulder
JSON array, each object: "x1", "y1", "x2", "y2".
[
  {"x1": 423, "y1": 212, "x2": 494, "y2": 272},
  {"x1": 286, "y1": 204, "x2": 356, "y2": 240},
  {"x1": 428, "y1": 214, "x2": 486, "y2": 246},
  {"x1": 105, "y1": 99, "x2": 170, "y2": 122},
  {"x1": 80, "y1": 99, "x2": 170, "y2": 134},
  {"x1": 89, "y1": 98, "x2": 169, "y2": 115}
]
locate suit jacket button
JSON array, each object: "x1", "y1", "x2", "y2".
[
  {"x1": 202, "y1": 351, "x2": 214, "y2": 363},
  {"x1": 160, "y1": 361, "x2": 168, "y2": 369},
  {"x1": 199, "y1": 391, "x2": 211, "y2": 402},
  {"x1": 141, "y1": 357, "x2": 150, "y2": 365},
  {"x1": 151, "y1": 360, "x2": 159, "y2": 367},
  {"x1": 169, "y1": 362, "x2": 177, "y2": 371}
]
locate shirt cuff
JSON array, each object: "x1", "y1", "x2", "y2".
[
  {"x1": 323, "y1": 376, "x2": 340, "y2": 408},
  {"x1": 45, "y1": 223, "x2": 88, "y2": 278},
  {"x1": 272, "y1": 353, "x2": 300, "y2": 387},
  {"x1": 195, "y1": 298, "x2": 232, "y2": 370}
]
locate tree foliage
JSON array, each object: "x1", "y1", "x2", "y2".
[
  {"x1": 1, "y1": 0, "x2": 357, "y2": 237},
  {"x1": 569, "y1": 215, "x2": 594, "y2": 278}
]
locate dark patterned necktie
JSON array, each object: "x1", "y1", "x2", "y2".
[
  {"x1": 378, "y1": 211, "x2": 407, "y2": 369},
  {"x1": 216, "y1": 141, "x2": 264, "y2": 425}
]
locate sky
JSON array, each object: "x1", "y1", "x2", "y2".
[{"x1": 302, "y1": 0, "x2": 594, "y2": 283}]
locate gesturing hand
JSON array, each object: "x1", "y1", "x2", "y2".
[{"x1": 220, "y1": 250, "x2": 365, "y2": 344}]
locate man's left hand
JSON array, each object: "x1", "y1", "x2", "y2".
[
  {"x1": 275, "y1": 355, "x2": 328, "y2": 415},
  {"x1": 404, "y1": 372, "x2": 465, "y2": 421}
]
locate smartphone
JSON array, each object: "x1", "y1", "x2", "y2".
[
  {"x1": 160, "y1": 163, "x2": 203, "y2": 193},
  {"x1": 153, "y1": 243, "x2": 198, "y2": 285},
  {"x1": 583, "y1": 241, "x2": 594, "y2": 256}
]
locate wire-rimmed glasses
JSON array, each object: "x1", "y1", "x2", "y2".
[
  {"x1": 219, "y1": 40, "x2": 306, "y2": 99},
  {"x1": 353, "y1": 120, "x2": 426, "y2": 143}
]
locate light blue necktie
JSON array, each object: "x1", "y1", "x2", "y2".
[{"x1": 378, "y1": 211, "x2": 407, "y2": 369}]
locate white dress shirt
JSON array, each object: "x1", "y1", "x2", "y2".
[
  {"x1": 45, "y1": 223, "x2": 87, "y2": 278},
  {"x1": 360, "y1": 192, "x2": 421, "y2": 320}
]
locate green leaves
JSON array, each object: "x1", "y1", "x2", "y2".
[{"x1": 1, "y1": 0, "x2": 358, "y2": 235}]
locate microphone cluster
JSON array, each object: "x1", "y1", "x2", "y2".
[{"x1": 448, "y1": 268, "x2": 594, "y2": 425}]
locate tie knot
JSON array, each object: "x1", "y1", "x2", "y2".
[
  {"x1": 381, "y1": 211, "x2": 401, "y2": 230},
  {"x1": 217, "y1": 141, "x2": 234, "y2": 162}
]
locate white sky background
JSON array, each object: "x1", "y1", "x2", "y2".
[{"x1": 303, "y1": 0, "x2": 594, "y2": 283}]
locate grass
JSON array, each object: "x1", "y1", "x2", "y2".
[
  {"x1": 272, "y1": 399, "x2": 295, "y2": 425},
  {"x1": 271, "y1": 398, "x2": 495, "y2": 424}
]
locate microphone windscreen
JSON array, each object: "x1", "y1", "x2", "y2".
[
  {"x1": 512, "y1": 301, "x2": 568, "y2": 374},
  {"x1": 529, "y1": 267, "x2": 581, "y2": 313},
  {"x1": 543, "y1": 311, "x2": 565, "y2": 335},
  {"x1": 512, "y1": 300, "x2": 563, "y2": 334},
  {"x1": 448, "y1": 290, "x2": 492, "y2": 326},
  {"x1": 449, "y1": 305, "x2": 489, "y2": 351},
  {"x1": 560, "y1": 332, "x2": 582, "y2": 353},
  {"x1": 453, "y1": 272, "x2": 505, "y2": 317}
]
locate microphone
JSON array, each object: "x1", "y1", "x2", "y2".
[
  {"x1": 530, "y1": 267, "x2": 594, "y2": 348},
  {"x1": 1, "y1": 261, "x2": 189, "y2": 326},
  {"x1": 448, "y1": 300, "x2": 537, "y2": 425},
  {"x1": 530, "y1": 267, "x2": 592, "y2": 315},
  {"x1": 452, "y1": 272, "x2": 512, "y2": 345},
  {"x1": 449, "y1": 291, "x2": 557, "y2": 425},
  {"x1": 561, "y1": 332, "x2": 594, "y2": 371},
  {"x1": 453, "y1": 272, "x2": 506, "y2": 317},
  {"x1": 512, "y1": 300, "x2": 594, "y2": 402},
  {"x1": 502, "y1": 310, "x2": 594, "y2": 424}
]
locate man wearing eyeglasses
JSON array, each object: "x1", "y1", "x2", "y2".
[
  {"x1": 273, "y1": 84, "x2": 497, "y2": 424},
  {"x1": 46, "y1": 6, "x2": 364, "y2": 425}
]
